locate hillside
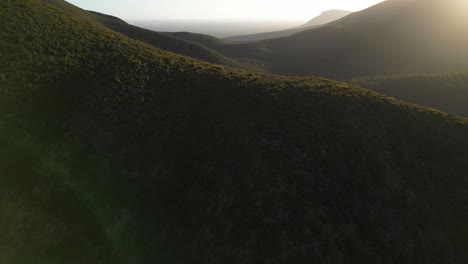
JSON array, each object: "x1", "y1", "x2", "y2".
[
  {"x1": 352, "y1": 73, "x2": 468, "y2": 118},
  {"x1": 1, "y1": 0, "x2": 468, "y2": 263},
  {"x1": 42, "y1": 0, "x2": 238, "y2": 66},
  {"x1": 218, "y1": 0, "x2": 468, "y2": 79},
  {"x1": 225, "y1": 10, "x2": 351, "y2": 42},
  {"x1": 163, "y1": 31, "x2": 271, "y2": 70}
]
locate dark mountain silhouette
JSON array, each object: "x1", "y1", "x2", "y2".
[
  {"x1": 1, "y1": 0, "x2": 468, "y2": 263},
  {"x1": 215, "y1": 0, "x2": 468, "y2": 79},
  {"x1": 225, "y1": 10, "x2": 352, "y2": 42}
]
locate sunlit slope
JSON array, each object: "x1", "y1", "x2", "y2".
[
  {"x1": 1, "y1": 0, "x2": 468, "y2": 263},
  {"x1": 352, "y1": 73, "x2": 468, "y2": 118}
]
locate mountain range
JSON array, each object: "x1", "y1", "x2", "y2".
[
  {"x1": 191, "y1": 0, "x2": 468, "y2": 79},
  {"x1": 1, "y1": 0, "x2": 468, "y2": 263}
]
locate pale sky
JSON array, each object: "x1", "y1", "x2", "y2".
[{"x1": 67, "y1": 0, "x2": 386, "y2": 21}]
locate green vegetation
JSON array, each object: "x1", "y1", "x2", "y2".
[
  {"x1": 1, "y1": 0, "x2": 468, "y2": 263},
  {"x1": 42, "y1": 0, "x2": 239, "y2": 67},
  {"x1": 352, "y1": 73, "x2": 468, "y2": 118}
]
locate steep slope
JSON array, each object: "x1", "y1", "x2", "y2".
[
  {"x1": 1, "y1": 0, "x2": 468, "y2": 264},
  {"x1": 221, "y1": 0, "x2": 468, "y2": 79},
  {"x1": 351, "y1": 73, "x2": 468, "y2": 118},
  {"x1": 225, "y1": 10, "x2": 352, "y2": 42}
]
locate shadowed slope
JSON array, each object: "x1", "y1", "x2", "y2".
[
  {"x1": 261, "y1": 0, "x2": 468, "y2": 78},
  {"x1": 352, "y1": 73, "x2": 468, "y2": 118}
]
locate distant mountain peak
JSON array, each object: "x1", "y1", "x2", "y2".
[
  {"x1": 299, "y1": 9, "x2": 352, "y2": 28},
  {"x1": 321, "y1": 9, "x2": 351, "y2": 15}
]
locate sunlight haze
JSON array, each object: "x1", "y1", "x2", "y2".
[{"x1": 67, "y1": 0, "x2": 386, "y2": 20}]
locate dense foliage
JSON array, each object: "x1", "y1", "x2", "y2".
[{"x1": 1, "y1": 0, "x2": 467, "y2": 263}]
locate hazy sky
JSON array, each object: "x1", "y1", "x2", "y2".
[{"x1": 67, "y1": 0, "x2": 386, "y2": 21}]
